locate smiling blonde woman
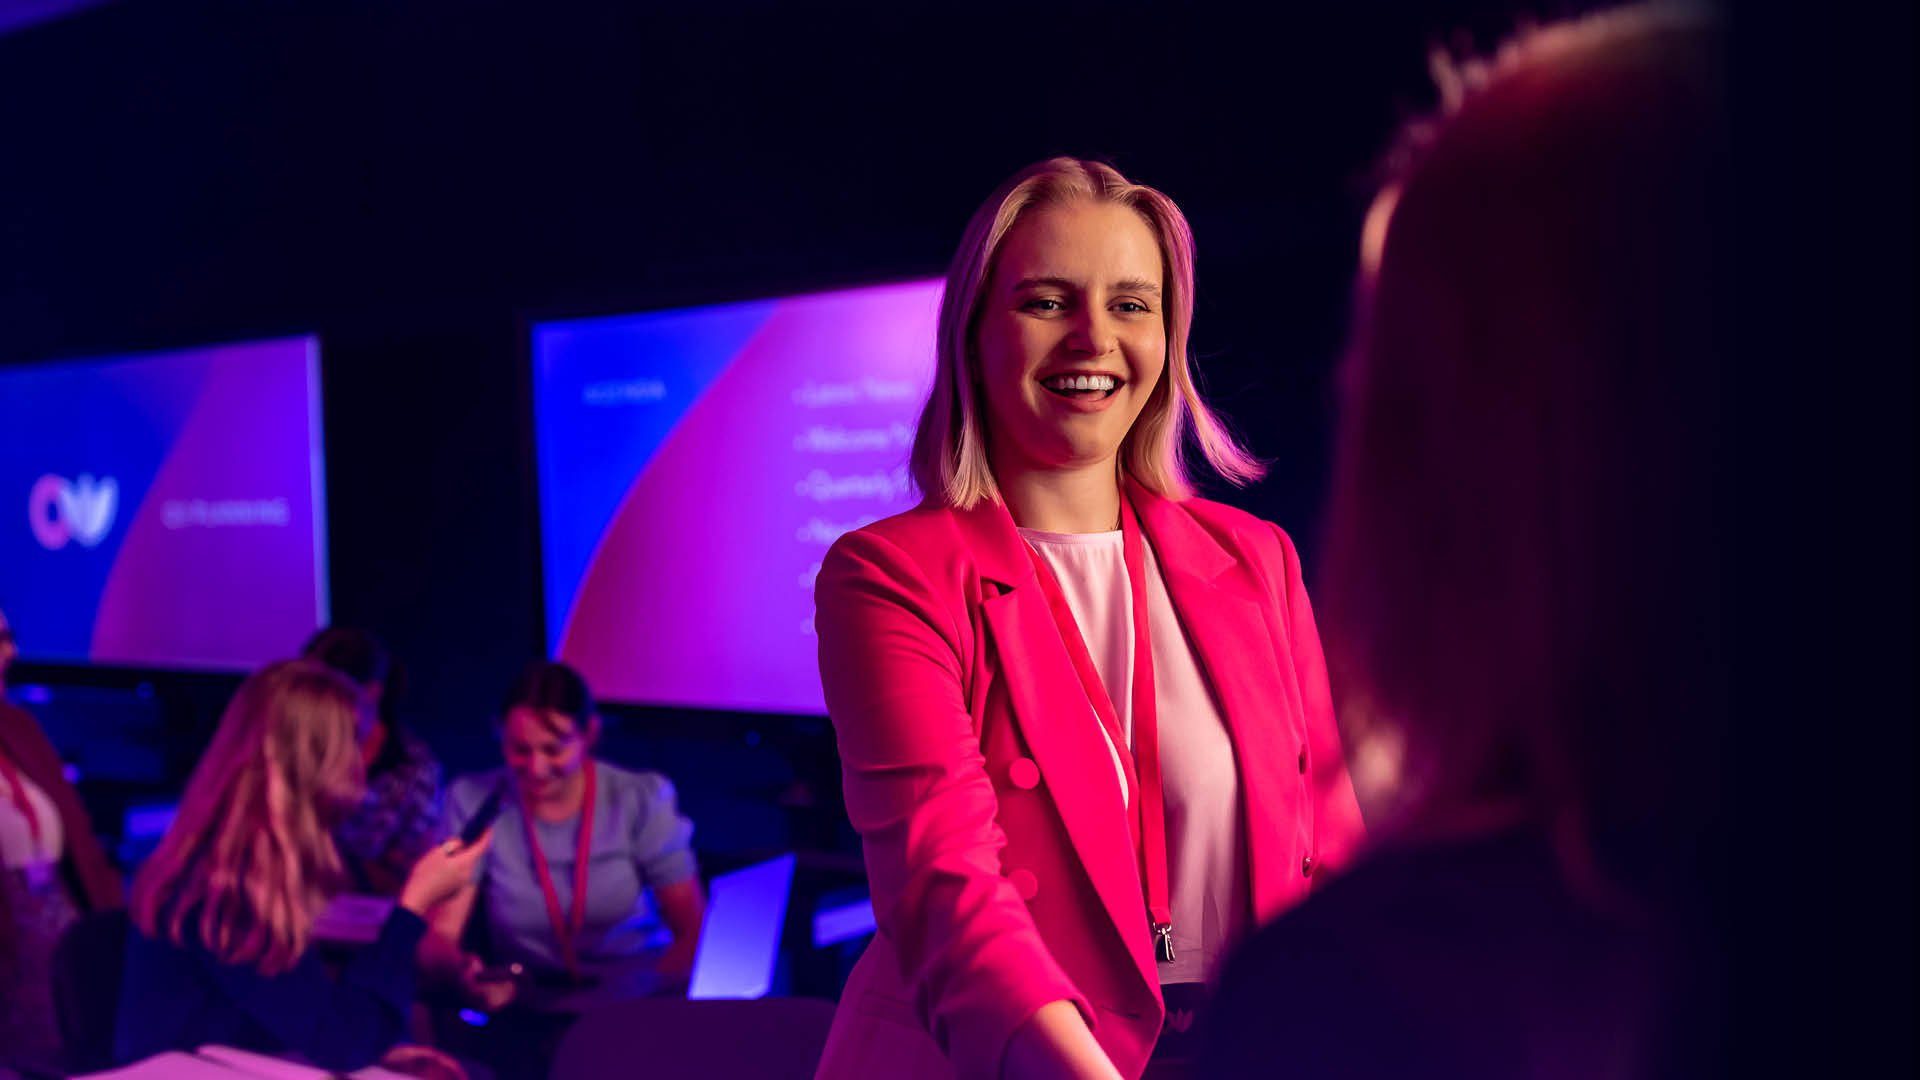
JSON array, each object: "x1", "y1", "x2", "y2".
[{"x1": 813, "y1": 158, "x2": 1365, "y2": 1080}]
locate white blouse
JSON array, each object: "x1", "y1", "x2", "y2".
[
  {"x1": 1020, "y1": 527, "x2": 1251, "y2": 985},
  {"x1": 0, "y1": 766, "x2": 65, "y2": 871}
]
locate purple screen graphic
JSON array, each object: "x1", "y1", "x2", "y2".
[
  {"x1": 535, "y1": 280, "x2": 941, "y2": 713},
  {"x1": 0, "y1": 337, "x2": 329, "y2": 669}
]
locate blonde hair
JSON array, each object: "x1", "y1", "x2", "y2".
[
  {"x1": 130, "y1": 659, "x2": 368, "y2": 975},
  {"x1": 910, "y1": 157, "x2": 1264, "y2": 507}
]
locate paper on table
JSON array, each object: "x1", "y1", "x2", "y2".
[
  {"x1": 70, "y1": 1051, "x2": 241, "y2": 1078},
  {"x1": 193, "y1": 1045, "x2": 413, "y2": 1079}
]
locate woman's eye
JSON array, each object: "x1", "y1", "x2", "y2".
[
  {"x1": 1114, "y1": 300, "x2": 1150, "y2": 314},
  {"x1": 1022, "y1": 297, "x2": 1065, "y2": 313}
]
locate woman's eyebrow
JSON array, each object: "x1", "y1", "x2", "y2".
[
  {"x1": 1009, "y1": 275, "x2": 1078, "y2": 293},
  {"x1": 1009, "y1": 275, "x2": 1162, "y2": 295}
]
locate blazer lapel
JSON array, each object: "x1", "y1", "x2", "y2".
[
  {"x1": 951, "y1": 500, "x2": 1160, "y2": 992},
  {"x1": 1129, "y1": 484, "x2": 1304, "y2": 919}
]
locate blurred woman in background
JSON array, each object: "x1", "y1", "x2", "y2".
[
  {"x1": 436, "y1": 661, "x2": 703, "y2": 994},
  {"x1": 303, "y1": 627, "x2": 448, "y2": 895},
  {"x1": 114, "y1": 659, "x2": 487, "y2": 1070},
  {"x1": 0, "y1": 603, "x2": 123, "y2": 1069},
  {"x1": 429, "y1": 661, "x2": 703, "y2": 1079},
  {"x1": 1205, "y1": 7, "x2": 1727, "y2": 1078}
]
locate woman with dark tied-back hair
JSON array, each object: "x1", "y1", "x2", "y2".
[
  {"x1": 303, "y1": 627, "x2": 449, "y2": 896},
  {"x1": 1205, "y1": 7, "x2": 1730, "y2": 1078},
  {"x1": 811, "y1": 157, "x2": 1365, "y2": 1080},
  {"x1": 436, "y1": 661, "x2": 705, "y2": 992},
  {"x1": 427, "y1": 661, "x2": 705, "y2": 1076}
]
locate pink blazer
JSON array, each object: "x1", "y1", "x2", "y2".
[{"x1": 812, "y1": 483, "x2": 1364, "y2": 1080}]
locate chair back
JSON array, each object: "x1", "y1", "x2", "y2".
[
  {"x1": 50, "y1": 906, "x2": 129, "y2": 1073},
  {"x1": 550, "y1": 997, "x2": 837, "y2": 1080}
]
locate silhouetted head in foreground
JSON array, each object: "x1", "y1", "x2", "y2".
[{"x1": 1323, "y1": 3, "x2": 1727, "y2": 897}]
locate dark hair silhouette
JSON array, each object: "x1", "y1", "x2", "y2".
[
  {"x1": 502, "y1": 660, "x2": 595, "y2": 739},
  {"x1": 301, "y1": 626, "x2": 407, "y2": 774},
  {"x1": 1321, "y1": 7, "x2": 1726, "y2": 899}
]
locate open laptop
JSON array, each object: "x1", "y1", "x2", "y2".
[{"x1": 686, "y1": 852, "x2": 797, "y2": 1000}]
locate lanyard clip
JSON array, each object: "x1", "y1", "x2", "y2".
[{"x1": 1153, "y1": 922, "x2": 1176, "y2": 964}]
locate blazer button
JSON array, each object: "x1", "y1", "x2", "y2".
[
  {"x1": 1008, "y1": 868, "x2": 1039, "y2": 900},
  {"x1": 1007, "y1": 757, "x2": 1040, "y2": 790},
  {"x1": 1302, "y1": 854, "x2": 1318, "y2": 878},
  {"x1": 1298, "y1": 744, "x2": 1308, "y2": 774}
]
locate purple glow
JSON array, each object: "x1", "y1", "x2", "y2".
[
  {"x1": 122, "y1": 803, "x2": 177, "y2": 840},
  {"x1": 811, "y1": 896, "x2": 876, "y2": 949}
]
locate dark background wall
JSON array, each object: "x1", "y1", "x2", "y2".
[
  {"x1": 0, "y1": 0, "x2": 1582, "y2": 855},
  {"x1": 5, "y1": 0, "x2": 1914, "y2": 1059}
]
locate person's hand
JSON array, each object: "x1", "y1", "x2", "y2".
[
  {"x1": 379, "y1": 1043, "x2": 469, "y2": 1080},
  {"x1": 458, "y1": 953, "x2": 519, "y2": 1011},
  {"x1": 398, "y1": 830, "x2": 491, "y2": 917}
]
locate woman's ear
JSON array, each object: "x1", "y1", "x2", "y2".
[{"x1": 586, "y1": 712, "x2": 603, "y2": 749}]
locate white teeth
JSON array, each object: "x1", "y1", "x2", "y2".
[{"x1": 1045, "y1": 374, "x2": 1118, "y2": 392}]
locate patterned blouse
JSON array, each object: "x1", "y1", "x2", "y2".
[{"x1": 334, "y1": 729, "x2": 447, "y2": 878}]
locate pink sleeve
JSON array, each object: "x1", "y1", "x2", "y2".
[
  {"x1": 816, "y1": 529, "x2": 1091, "y2": 1080},
  {"x1": 1270, "y1": 524, "x2": 1367, "y2": 879}
]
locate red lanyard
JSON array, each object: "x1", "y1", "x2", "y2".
[
  {"x1": 1021, "y1": 497, "x2": 1176, "y2": 964},
  {"x1": 521, "y1": 758, "x2": 596, "y2": 977},
  {"x1": 0, "y1": 748, "x2": 44, "y2": 851}
]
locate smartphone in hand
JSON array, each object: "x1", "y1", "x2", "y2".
[{"x1": 459, "y1": 790, "x2": 505, "y2": 848}]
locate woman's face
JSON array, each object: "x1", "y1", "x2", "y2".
[
  {"x1": 501, "y1": 705, "x2": 588, "y2": 801},
  {"x1": 310, "y1": 695, "x2": 371, "y2": 820},
  {"x1": 975, "y1": 199, "x2": 1168, "y2": 478}
]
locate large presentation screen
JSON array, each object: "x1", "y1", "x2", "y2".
[
  {"x1": 0, "y1": 336, "x2": 329, "y2": 670},
  {"x1": 535, "y1": 279, "x2": 942, "y2": 714}
]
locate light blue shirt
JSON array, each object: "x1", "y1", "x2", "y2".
[{"x1": 445, "y1": 761, "x2": 697, "y2": 975}]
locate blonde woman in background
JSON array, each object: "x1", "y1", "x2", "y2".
[{"x1": 113, "y1": 659, "x2": 487, "y2": 1071}]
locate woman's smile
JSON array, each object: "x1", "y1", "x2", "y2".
[{"x1": 1037, "y1": 369, "x2": 1126, "y2": 407}]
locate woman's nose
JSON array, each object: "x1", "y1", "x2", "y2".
[{"x1": 1064, "y1": 308, "x2": 1117, "y2": 357}]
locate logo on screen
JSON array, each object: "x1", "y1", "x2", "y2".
[{"x1": 28, "y1": 473, "x2": 119, "y2": 550}]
